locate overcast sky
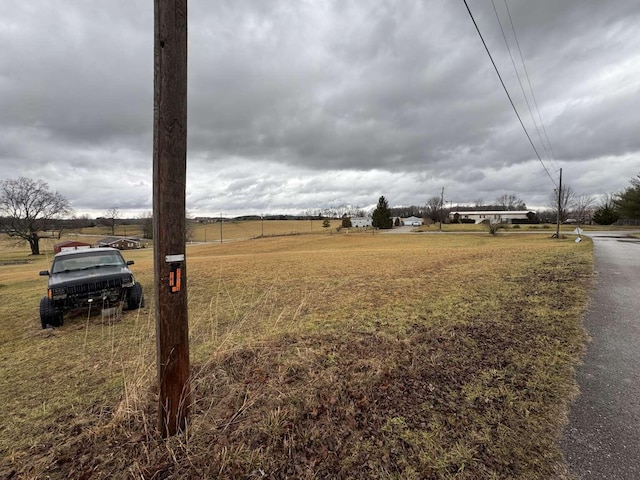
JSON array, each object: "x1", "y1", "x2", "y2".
[{"x1": 2, "y1": 1, "x2": 639, "y2": 217}]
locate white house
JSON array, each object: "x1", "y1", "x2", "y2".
[
  {"x1": 350, "y1": 217, "x2": 372, "y2": 228},
  {"x1": 450, "y1": 211, "x2": 535, "y2": 224}
]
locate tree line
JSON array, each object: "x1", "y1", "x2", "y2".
[
  {"x1": 369, "y1": 175, "x2": 640, "y2": 229},
  {"x1": 2, "y1": 174, "x2": 640, "y2": 254}
]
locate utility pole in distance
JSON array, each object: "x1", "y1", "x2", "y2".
[
  {"x1": 153, "y1": 0, "x2": 190, "y2": 437},
  {"x1": 439, "y1": 187, "x2": 445, "y2": 231},
  {"x1": 555, "y1": 168, "x2": 562, "y2": 239}
]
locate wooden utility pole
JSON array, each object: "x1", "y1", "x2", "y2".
[
  {"x1": 439, "y1": 187, "x2": 445, "y2": 231},
  {"x1": 555, "y1": 168, "x2": 563, "y2": 239},
  {"x1": 153, "y1": 0, "x2": 190, "y2": 437}
]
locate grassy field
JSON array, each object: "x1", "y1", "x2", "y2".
[
  {"x1": 64, "y1": 219, "x2": 635, "y2": 246},
  {"x1": 0, "y1": 229, "x2": 594, "y2": 479},
  {"x1": 71, "y1": 219, "x2": 345, "y2": 244}
]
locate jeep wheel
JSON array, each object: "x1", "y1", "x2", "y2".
[
  {"x1": 126, "y1": 283, "x2": 144, "y2": 310},
  {"x1": 39, "y1": 297, "x2": 63, "y2": 329}
]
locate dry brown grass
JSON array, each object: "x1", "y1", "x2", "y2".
[
  {"x1": 0, "y1": 231, "x2": 592, "y2": 479},
  {"x1": 71, "y1": 219, "x2": 343, "y2": 244},
  {"x1": 189, "y1": 219, "x2": 343, "y2": 242}
]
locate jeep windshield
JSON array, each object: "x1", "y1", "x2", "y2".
[{"x1": 51, "y1": 251, "x2": 126, "y2": 274}]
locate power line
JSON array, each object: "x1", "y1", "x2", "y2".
[
  {"x1": 461, "y1": 0, "x2": 557, "y2": 187},
  {"x1": 501, "y1": 0, "x2": 560, "y2": 172},
  {"x1": 490, "y1": 0, "x2": 553, "y2": 166}
]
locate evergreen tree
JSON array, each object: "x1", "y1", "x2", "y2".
[
  {"x1": 615, "y1": 173, "x2": 640, "y2": 219},
  {"x1": 372, "y1": 196, "x2": 393, "y2": 229},
  {"x1": 592, "y1": 195, "x2": 619, "y2": 225},
  {"x1": 593, "y1": 205, "x2": 619, "y2": 225}
]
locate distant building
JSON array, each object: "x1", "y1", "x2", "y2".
[
  {"x1": 450, "y1": 210, "x2": 536, "y2": 224},
  {"x1": 96, "y1": 236, "x2": 144, "y2": 250},
  {"x1": 402, "y1": 216, "x2": 423, "y2": 226},
  {"x1": 350, "y1": 217, "x2": 372, "y2": 228},
  {"x1": 53, "y1": 240, "x2": 92, "y2": 254}
]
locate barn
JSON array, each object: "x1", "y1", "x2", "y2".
[{"x1": 53, "y1": 240, "x2": 92, "y2": 254}]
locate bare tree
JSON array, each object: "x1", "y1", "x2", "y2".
[
  {"x1": 495, "y1": 194, "x2": 526, "y2": 211},
  {"x1": 319, "y1": 204, "x2": 363, "y2": 218},
  {"x1": 185, "y1": 210, "x2": 195, "y2": 242},
  {"x1": 71, "y1": 213, "x2": 94, "y2": 230},
  {"x1": 138, "y1": 210, "x2": 154, "y2": 239},
  {"x1": 573, "y1": 194, "x2": 596, "y2": 226},
  {"x1": 425, "y1": 196, "x2": 443, "y2": 223},
  {"x1": 548, "y1": 184, "x2": 577, "y2": 223},
  {"x1": 0, "y1": 177, "x2": 72, "y2": 255},
  {"x1": 105, "y1": 207, "x2": 119, "y2": 236},
  {"x1": 353, "y1": 207, "x2": 366, "y2": 217}
]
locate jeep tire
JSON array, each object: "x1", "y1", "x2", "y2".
[
  {"x1": 126, "y1": 283, "x2": 144, "y2": 310},
  {"x1": 40, "y1": 297, "x2": 63, "y2": 329}
]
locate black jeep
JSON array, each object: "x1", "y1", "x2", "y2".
[{"x1": 39, "y1": 247, "x2": 144, "y2": 328}]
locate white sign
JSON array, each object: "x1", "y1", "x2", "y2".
[
  {"x1": 575, "y1": 237, "x2": 582, "y2": 243},
  {"x1": 165, "y1": 254, "x2": 185, "y2": 263}
]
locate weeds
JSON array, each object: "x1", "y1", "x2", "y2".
[{"x1": 483, "y1": 221, "x2": 505, "y2": 235}]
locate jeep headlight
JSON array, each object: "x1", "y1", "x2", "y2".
[
  {"x1": 122, "y1": 275, "x2": 134, "y2": 288},
  {"x1": 48, "y1": 287, "x2": 67, "y2": 300}
]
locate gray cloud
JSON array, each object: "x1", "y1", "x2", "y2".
[{"x1": 1, "y1": 0, "x2": 639, "y2": 217}]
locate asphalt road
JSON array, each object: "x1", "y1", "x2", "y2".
[{"x1": 561, "y1": 232, "x2": 640, "y2": 479}]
